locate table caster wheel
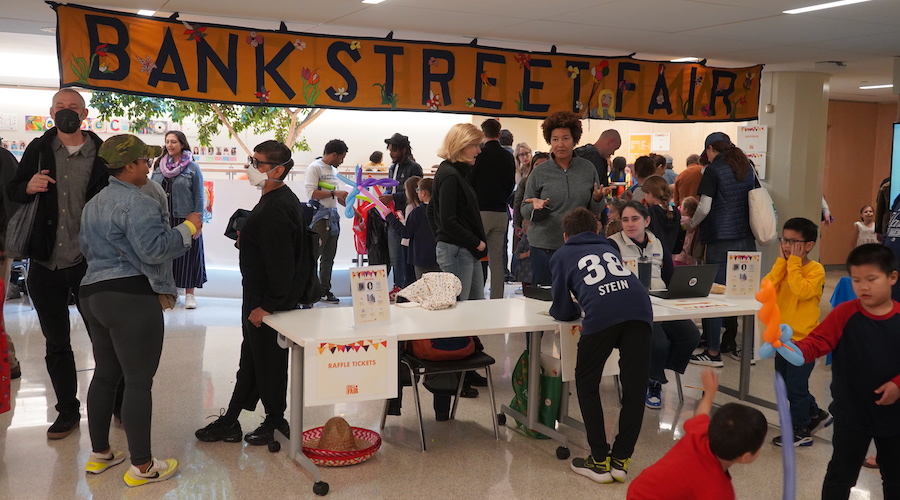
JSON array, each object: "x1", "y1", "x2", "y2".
[
  {"x1": 556, "y1": 446, "x2": 570, "y2": 460},
  {"x1": 268, "y1": 441, "x2": 281, "y2": 452},
  {"x1": 313, "y1": 481, "x2": 329, "y2": 496},
  {"x1": 497, "y1": 413, "x2": 507, "y2": 426}
]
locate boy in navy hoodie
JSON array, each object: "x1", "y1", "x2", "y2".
[{"x1": 550, "y1": 207, "x2": 653, "y2": 484}]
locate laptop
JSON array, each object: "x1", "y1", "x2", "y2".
[
  {"x1": 522, "y1": 282, "x2": 553, "y2": 301},
  {"x1": 648, "y1": 264, "x2": 719, "y2": 300}
]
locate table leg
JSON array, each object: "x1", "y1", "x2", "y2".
[
  {"x1": 276, "y1": 335, "x2": 323, "y2": 484},
  {"x1": 716, "y1": 315, "x2": 777, "y2": 411}
]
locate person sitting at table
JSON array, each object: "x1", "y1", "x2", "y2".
[
  {"x1": 550, "y1": 207, "x2": 653, "y2": 484},
  {"x1": 607, "y1": 201, "x2": 701, "y2": 410}
]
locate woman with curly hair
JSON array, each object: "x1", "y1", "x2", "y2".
[{"x1": 520, "y1": 111, "x2": 609, "y2": 285}]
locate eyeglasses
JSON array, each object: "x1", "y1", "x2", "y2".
[
  {"x1": 247, "y1": 156, "x2": 280, "y2": 169},
  {"x1": 778, "y1": 238, "x2": 809, "y2": 245},
  {"x1": 517, "y1": 152, "x2": 531, "y2": 158}
]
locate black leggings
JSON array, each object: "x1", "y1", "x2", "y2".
[
  {"x1": 576, "y1": 320, "x2": 651, "y2": 460},
  {"x1": 81, "y1": 290, "x2": 163, "y2": 466}
]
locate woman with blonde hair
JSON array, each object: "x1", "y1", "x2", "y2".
[
  {"x1": 513, "y1": 142, "x2": 533, "y2": 184},
  {"x1": 428, "y1": 123, "x2": 488, "y2": 300}
]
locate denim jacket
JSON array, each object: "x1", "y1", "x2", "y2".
[
  {"x1": 80, "y1": 176, "x2": 193, "y2": 294},
  {"x1": 151, "y1": 160, "x2": 204, "y2": 217}
]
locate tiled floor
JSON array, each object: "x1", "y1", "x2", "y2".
[{"x1": 0, "y1": 270, "x2": 886, "y2": 499}]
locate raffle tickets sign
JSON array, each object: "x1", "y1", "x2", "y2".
[{"x1": 304, "y1": 336, "x2": 398, "y2": 406}]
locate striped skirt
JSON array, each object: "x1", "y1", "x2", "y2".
[{"x1": 171, "y1": 216, "x2": 207, "y2": 289}]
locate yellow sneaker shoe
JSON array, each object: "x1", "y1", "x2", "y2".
[
  {"x1": 85, "y1": 450, "x2": 126, "y2": 474},
  {"x1": 123, "y1": 458, "x2": 178, "y2": 487}
]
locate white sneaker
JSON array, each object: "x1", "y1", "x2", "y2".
[
  {"x1": 123, "y1": 458, "x2": 178, "y2": 487},
  {"x1": 85, "y1": 450, "x2": 126, "y2": 474},
  {"x1": 185, "y1": 294, "x2": 197, "y2": 309}
]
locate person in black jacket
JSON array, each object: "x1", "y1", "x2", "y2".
[
  {"x1": 380, "y1": 133, "x2": 424, "y2": 290},
  {"x1": 195, "y1": 140, "x2": 311, "y2": 446},
  {"x1": 0, "y1": 143, "x2": 22, "y2": 379},
  {"x1": 469, "y1": 119, "x2": 516, "y2": 299},
  {"x1": 428, "y1": 123, "x2": 487, "y2": 301},
  {"x1": 7, "y1": 89, "x2": 109, "y2": 439}
]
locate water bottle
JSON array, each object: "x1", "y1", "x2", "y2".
[{"x1": 637, "y1": 256, "x2": 651, "y2": 291}]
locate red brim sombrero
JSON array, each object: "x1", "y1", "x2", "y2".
[{"x1": 302, "y1": 427, "x2": 382, "y2": 467}]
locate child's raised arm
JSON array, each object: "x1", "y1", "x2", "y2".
[{"x1": 696, "y1": 369, "x2": 718, "y2": 417}]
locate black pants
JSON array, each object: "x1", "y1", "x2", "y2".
[
  {"x1": 822, "y1": 421, "x2": 900, "y2": 500},
  {"x1": 576, "y1": 320, "x2": 651, "y2": 460},
  {"x1": 28, "y1": 260, "x2": 88, "y2": 414},
  {"x1": 81, "y1": 289, "x2": 162, "y2": 466},
  {"x1": 224, "y1": 300, "x2": 289, "y2": 422}
]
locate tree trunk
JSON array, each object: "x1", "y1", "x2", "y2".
[
  {"x1": 286, "y1": 108, "x2": 325, "y2": 149},
  {"x1": 210, "y1": 103, "x2": 252, "y2": 156}
]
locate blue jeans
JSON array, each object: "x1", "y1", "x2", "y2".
[
  {"x1": 649, "y1": 320, "x2": 701, "y2": 384},
  {"x1": 774, "y1": 352, "x2": 819, "y2": 429},
  {"x1": 436, "y1": 241, "x2": 485, "y2": 301},
  {"x1": 529, "y1": 246, "x2": 556, "y2": 286},
  {"x1": 387, "y1": 225, "x2": 406, "y2": 288},
  {"x1": 701, "y1": 236, "x2": 756, "y2": 352}
]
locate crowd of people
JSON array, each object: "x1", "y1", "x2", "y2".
[{"x1": 0, "y1": 89, "x2": 898, "y2": 500}]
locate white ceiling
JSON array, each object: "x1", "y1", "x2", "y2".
[{"x1": 2, "y1": 0, "x2": 899, "y2": 102}]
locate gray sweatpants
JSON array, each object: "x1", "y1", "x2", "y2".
[{"x1": 81, "y1": 289, "x2": 163, "y2": 466}]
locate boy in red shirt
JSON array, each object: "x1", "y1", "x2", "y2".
[
  {"x1": 627, "y1": 370, "x2": 767, "y2": 500},
  {"x1": 787, "y1": 244, "x2": 900, "y2": 500}
]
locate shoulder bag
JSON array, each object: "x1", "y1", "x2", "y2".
[
  {"x1": 747, "y1": 167, "x2": 777, "y2": 246},
  {"x1": 6, "y1": 194, "x2": 39, "y2": 259}
]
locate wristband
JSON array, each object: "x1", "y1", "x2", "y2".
[
  {"x1": 331, "y1": 190, "x2": 335, "y2": 198},
  {"x1": 183, "y1": 220, "x2": 198, "y2": 235}
]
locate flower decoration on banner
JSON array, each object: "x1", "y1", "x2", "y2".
[
  {"x1": 656, "y1": 93, "x2": 665, "y2": 106},
  {"x1": 743, "y1": 72, "x2": 755, "y2": 91},
  {"x1": 480, "y1": 72, "x2": 494, "y2": 87},
  {"x1": 566, "y1": 65, "x2": 580, "y2": 79},
  {"x1": 514, "y1": 53, "x2": 531, "y2": 70},
  {"x1": 426, "y1": 90, "x2": 441, "y2": 111},
  {"x1": 373, "y1": 83, "x2": 398, "y2": 109},
  {"x1": 293, "y1": 39, "x2": 306, "y2": 51},
  {"x1": 700, "y1": 104, "x2": 710, "y2": 117},
  {"x1": 182, "y1": 21, "x2": 208, "y2": 42},
  {"x1": 301, "y1": 67, "x2": 321, "y2": 106},
  {"x1": 254, "y1": 86, "x2": 270, "y2": 103},
  {"x1": 98, "y1": 62, "x2": 110, "y2": 73},
  {"x1": 137, "y1": 55, "x2": 156, "y2": 73},
  {"x1": 465, "y1": 97, "x2": 476, "y2": 108},
  {"x1": 575, "y1": 101, "x2": 583, "y2": 110},
  {"x1": 335, "y1": 87, "x2": 349, "y2": 101},
  {"x1": 428, "y1": 57, "x2": 438, "y2": 66},
  {"x1": 246, "y1": 31, "x2": 264, "y2": 47},
  {"x1": 335, "y1": 165, "x2": 399, "y2": 218},
  {"x1": 694, "y1": 75, "x2": 704, "y2": 87},
  {"x1": 95, "y1": 44, "x2": 108, "y2": 57},
  {"x1": 350, "y1": 40, "x2": 361, "y2": 51},
  {"x1": 590, "y1": 60, "x2": 609, "y2": 82}
]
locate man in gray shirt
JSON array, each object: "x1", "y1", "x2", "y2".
[{"x1": 7, "y1": 89, "x2": 109, "y2": 439}]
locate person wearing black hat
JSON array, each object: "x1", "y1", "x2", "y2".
[
  {"x1": 381, "y1": 133, "x2": 423, "y2": 290},
  {"x1": 687, "y1": 132, "x2": 757, "y2": 368},
  {"x1": 7, "y1": 89, "x2": 110, "y2": 439}
]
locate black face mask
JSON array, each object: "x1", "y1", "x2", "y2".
[{"x1": 54, "y1": 108, "x2": 82, "y2": 134}]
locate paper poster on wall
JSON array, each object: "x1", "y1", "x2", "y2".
[
  {"x1": 350, "y1": 265, "x2": 391, "y2": 326},
  {"x1": 629, "y1": 134, "x2": 651, "y2": 161},
  {"x1": 725, "y1": 251, "x2": 762, "y2": 296},
  {"x1": 747, "y1": 152, "x2": 767, "y2": 179},
  {"x1": 737, "y1": 126, "x2": 767, "y2": 152},
  {"x1": 651, "y1": 133, "x2": 671, "y2": 151},
  {"x1": 0, "y1": 114, "x2": 17, "y2": 131},
  {"x1": 303, "y1": 335, "x2": 398, "y2": 406}
]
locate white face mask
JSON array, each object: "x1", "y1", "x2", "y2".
[{"x1": 247, "y1": 165, "x2": 270, "y2": 187}]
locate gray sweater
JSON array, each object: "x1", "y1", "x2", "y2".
[{"x1": 520, "y1": 156, "x2": 601, "y2": 250}]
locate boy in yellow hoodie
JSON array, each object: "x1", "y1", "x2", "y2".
[{"x1": 765, "y1": 217, "x2": 832, "y2": 447}]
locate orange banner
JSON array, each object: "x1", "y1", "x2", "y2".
[{"x1": 54, "y1": 3, "x2": 763, "y2": 122}]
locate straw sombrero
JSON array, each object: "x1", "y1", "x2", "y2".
[{"x1": 302, "y1": 417, "x2": 381, "y2": 467}]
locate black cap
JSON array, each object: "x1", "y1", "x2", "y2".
[{"x1": 384, "y1": 133, "x2": 410, "y2": 149}]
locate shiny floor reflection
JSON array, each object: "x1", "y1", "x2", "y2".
[{"x1": 0, "y1": 271, "x2": 885, "y2": 499}]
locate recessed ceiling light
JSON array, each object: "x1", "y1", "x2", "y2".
[
  {"x1": 137, "y1": 9, "x2": 156, "y2": 16},
  {"x1": 859, "y1": 84, "x2": 893, "y2": 90},
  {"x1": 670, "y1": 57, "x2": 700, "y2": 63},
  {"x1": 40, "y1": 26, "x2": 56, "y2": 33},
  {"x1": 784, "y1": 0, "x2": 871, "y2": 15},
  {"x1": 362, "y1": 0, "x2": 385, "y2": 4}
]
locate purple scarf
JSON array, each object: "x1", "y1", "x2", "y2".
[{"x1": 159, "y1": 151, "x2": 192, "y2": 179}]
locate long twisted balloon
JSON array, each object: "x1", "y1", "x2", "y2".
[
  {"x1": 334, "y1": 166, "x2": 398, "y2": 218},
  {"x1": 756, "y1": 278, "x2": 804, "y2": 366}
]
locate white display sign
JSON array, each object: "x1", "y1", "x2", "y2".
[
  {"x1": 651, "y1": 132, "x2": 671, "y2": 151},
  {"x1": 303, "y1": 335, "x2": 398, "y2": 406},
  {"x1": 725, "y1": 252, "x2": 762, "y2": 297},
  {"x1": 747, "y1": 152, "x2": 767, "y2": 179},
  {"x1": 737, "y1": 126, "x2": 768, "y2": 152},
  {"x1": 349, "y1": 265, "x2": 391, "y2": 326}
]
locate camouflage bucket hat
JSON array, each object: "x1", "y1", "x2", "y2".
[{"x1": 99, "y1": 134, "x2": 163, "y2": 169}]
